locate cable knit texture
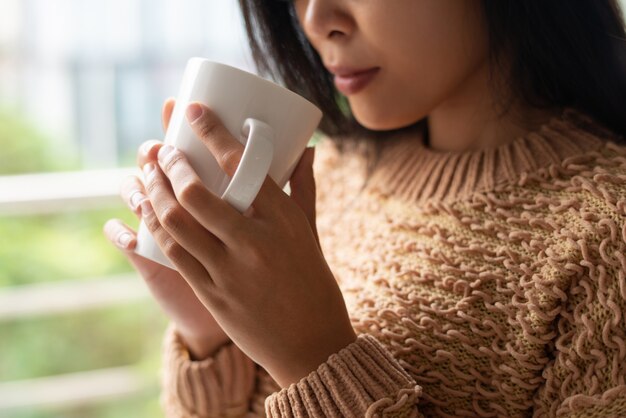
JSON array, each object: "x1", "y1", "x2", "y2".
[{"x1": 159, "y1": 107, "x2": 626, "y2": 417}]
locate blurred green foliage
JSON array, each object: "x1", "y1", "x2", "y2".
[
  {"x1": 0, "y1": 208, "x2": 137, "y2": 287},
  {"x1": 0, "y1": 301, "x2": 166, "y2": 381},
  {"x1": 0, "y1": 108, "x2": 80, "y2": 175},
  {"x1": 0, "y1": 108, "x2": 168, "y2": 418}
]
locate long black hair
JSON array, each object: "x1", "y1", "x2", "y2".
[{"x1": 237, "y1": 0, "x2": 626, "y2": 146}]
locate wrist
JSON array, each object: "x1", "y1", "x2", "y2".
[
  {"x1": 177, "y1": 330, "x2": 231, "y2": 361},
  {"x1": 272, "y1": 328, "x2": 358, "y2": 388}
]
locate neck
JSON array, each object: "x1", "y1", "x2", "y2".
[{"x1": 425, "y1": 58, "x2": 561, "y2": 152}]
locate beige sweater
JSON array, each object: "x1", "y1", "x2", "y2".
[{"x1": 159, "y1": 107, "x2": 626, "y2": 417}]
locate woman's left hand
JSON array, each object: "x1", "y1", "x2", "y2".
[{"x1": 140, "y1": 102, "x2": 357, "y2": 388}]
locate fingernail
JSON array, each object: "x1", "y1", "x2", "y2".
[
  {"x1": 118, "y1": 232, "x2": 132, "y2": 248},
  {"x1": 142, "y1": 140, "x2": 158, "y2": 155},
  {"x1": 141, "y1": 200, "x2": 153, "y2": 216},
  {"x1": 158, "y1": 145, "x2": 175, "y2": 162},
  {"x1": 143, "y1": 162, "x2": 156, "y2": 181},
  {"x1": 129, "y1": 190, "x2": 146, "y2": 210},
  {"x1": 186, "y1": 103, "x2": 203, "y2": 124}
]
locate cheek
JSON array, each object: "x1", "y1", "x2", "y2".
[
  {"x1": 348, "y1": 0, "x2": 488, "y2": 130},
  {"x1": 348, "y1": 49, "x2": 478, "y2": 131}
]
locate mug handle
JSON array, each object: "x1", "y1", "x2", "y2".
[{"x1": 221, "y1": 117, "x2": 274, "y2": 213}]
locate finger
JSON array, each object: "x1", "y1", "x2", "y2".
[
  {"x1": 103, "y1": 218, "x2": 166, "y2": 273},
  {"x1": 141, "y1": 162, "x2": 226, "y2": 272},
  {"x1": 162, "y1": 97, "x2": 176, "y2": 133},
  {"x1": 104, "y1": 218, "x2": 213, "y2": 292},
  {"x1": 156, "y1": 144, "x2": 246, "y2": 247},
  {"x1": 138, "y1": 195, "x2": 219, "y2": 290},
  {"x1": 288, "y1": 147, "x2": 321, "y2": 249},
  {"x1": 185, "y1": 102, "x2": 283, "y2": 214},
  {"x1": 136, "y1": 139, "x2": 164, "y2": 169},
  {"x1": 139, "y1": 197, "x2": 223, "y2": 295},
  {"x1": 120, "y1": 175, "x2": 149, "y2": 218},
  {"x1": 103, "y1": 218, "x2": 137, "y2": 251},
  {"x1": 288, "y1": 147, "x2": 316, "y2": 227}
]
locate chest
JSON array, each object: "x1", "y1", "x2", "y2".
[{"x1": 316, "y1": 189, "x2": 580, "y2": 416}]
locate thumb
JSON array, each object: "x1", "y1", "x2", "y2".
[
  {"x1": 185, "y1": 102, "x2": 244, "y2": 178},
  {"x1": 289, "y1": 147, "x2": 320, "y2": 246}
]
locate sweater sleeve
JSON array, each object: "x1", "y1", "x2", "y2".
[
  {"x1": 159, "y1": 322, "x2": 279, "y2": 418},
  {"x1": 263, "y1": 333, "x2": 423, "y2": 417},
  {"x1": 159, "y1": 322, "x2": 423, "y2": 417}
]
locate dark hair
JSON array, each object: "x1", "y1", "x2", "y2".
[{"x1": 237, "y1": 0, "x2": 626, "y2": 146}]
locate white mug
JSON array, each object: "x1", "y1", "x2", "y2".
[{"x1": 134, "y1": 58, "x2": 323, "y2": 269}]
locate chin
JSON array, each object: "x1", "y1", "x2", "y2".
[{"x1": 352, "y1": 108, "x2": 422, "y2": 131}]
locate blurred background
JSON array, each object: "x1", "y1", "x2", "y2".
[{"x1": 0, "y1": 1, "x2": 256, "y2": 417}]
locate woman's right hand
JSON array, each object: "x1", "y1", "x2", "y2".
[{"x1": 103, "y1": 98, "x2": 231, "y2": 360}]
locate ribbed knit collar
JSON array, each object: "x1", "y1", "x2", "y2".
[{"x1": 364, "y1": 107, "x2": 615, "y2": 204}]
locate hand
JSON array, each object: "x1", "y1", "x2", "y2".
[
  {"x1": 139, "y1": 102, "x2": 357, "y2": 387},
  {"x1": 103, "y1": 98, "x2": 231, "y2": 360}
]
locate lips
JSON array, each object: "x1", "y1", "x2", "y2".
[
  {"x1": 326, "y1": 65, "x2": 378, "y2": 77},
  {"x1": 331, "y1": 67, "x2": 380, "y2": 95}
]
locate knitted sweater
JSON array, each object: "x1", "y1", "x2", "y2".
[{"x1": 159, "y1": 107, "x2": 626, "y2": 417}]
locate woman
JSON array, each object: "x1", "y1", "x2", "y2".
[{"x1": 104, "y1": 0, "x2": 626, "y2": 416}]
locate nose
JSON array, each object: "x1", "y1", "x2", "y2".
[{"x1": 298, "y1": 0, "x2": 353, "y2": 43}]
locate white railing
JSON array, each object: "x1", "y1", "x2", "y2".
[
  {"x1": 0, "y1": 274, "x2": 148, "y2": 321},
  {"x1": 0, "y1": 167, "x2": 140, "y2": 216},
  {"x1": 0, "y1": 367, "x2": 155, "y2": 411},
  {"x1": 0, "y1": 168, "x2": 157, "y2": 414}
]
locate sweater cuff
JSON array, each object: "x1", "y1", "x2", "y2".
[
  {"x1": 160, "y1": 323, "x2": 256, "y2": 418},
  {"x1": 264, "y1": 333, "x2": 422, "y2": 417}
]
